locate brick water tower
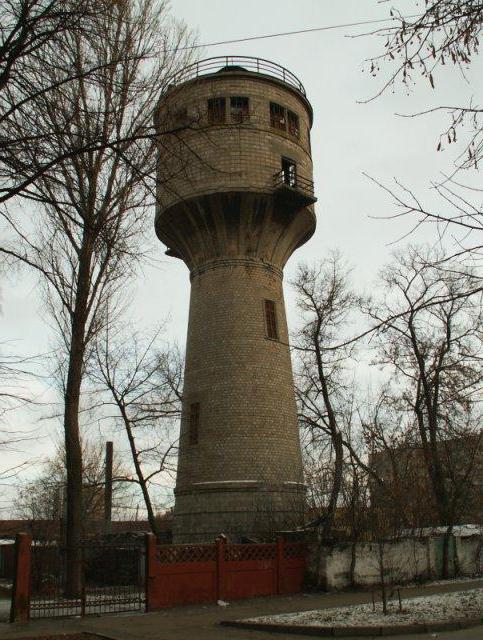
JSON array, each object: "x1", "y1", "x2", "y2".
[{"x1": 155, "y1": 56, "x2": 316, "y2": 542}]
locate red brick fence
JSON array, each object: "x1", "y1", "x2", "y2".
[{"x1": 10, "y1": 533, "x2": 307, "y2": 621}]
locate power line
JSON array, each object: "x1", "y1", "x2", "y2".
[{"x1": 176, "y1": 14, "x2": 420, "y2": 51}]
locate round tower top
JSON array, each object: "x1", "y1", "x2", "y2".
[{"x1": 164, "y1": 55, "x2": 312, "y2": 122}]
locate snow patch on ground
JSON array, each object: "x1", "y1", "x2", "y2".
[
  {"x1": 246, "y1": 588, "x2": 483, "y2": 627},
  {"x1": 420, "y1": 575, "x2": 483, "y2": 587},
  {"x1": 399, "y1": 524, "x2": 482, "y2": 538}
]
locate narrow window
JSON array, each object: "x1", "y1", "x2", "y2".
[
  {"x1": 270, "y1": 102, "x2": 286, "y2": 130},
  {"x1": 230, "y1": 96, "x2": 249, "y2": 123},
  {"x1": 264, "y1": 300, "x2": 279, "y2": 340},
  {"x1": 173, "y1": 106, "x2": 188, "y2": 127},
  {"x1": 189, "y1": 402, "x2": 200, "y2": 445},
  {"x1": 207, "y1": 97, "x2": 226, "y2": 124},
  {"x1": 281, "y1": 157, "x2": 297, "y2": 187},
  {"x1": 287, "y1": 110, "x2": 300, "y2": 137}
]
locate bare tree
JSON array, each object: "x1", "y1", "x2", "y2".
[
  {"x1": 90, "y1": 325, "x2": 182, "y2": 540},
  {"x1": 1, "y1": 0, "x2": 194, "y2": 594},
  {"x1": 359, "y1": 387, "x2": 427, "y2": 533},
  {"x1": 339, "y1": 454, "x2": 371, "y2": 586},
  {"x1": 0, "y1": 0, "x2": 109, "y2": 204},
  {"x1": 16, "y1": 438, "x2": 134, "y2": 534},
  {"x1": 0, "y1": 343, "x2": 42, "y2": 481},
  {"x1": 0, "y1": 1, "x2": 192, "y2": 204},
  {"x1": 367, "y1": 1, "x2": 482, "y2": 164},
  {"x1": 367, "y1": 245, "x2": 482, "y2": 575},
  {"x1": 0, "y1": 344, "x2": 36, "y2": 419},
  {"x1": 369, "y1": 5, "x2": 480, "y2": 85},
  {"x1": 364, "y1": 173, "x2": 483, "y2": 264},
  {"x1": 0, "y1": 1, "x2": 92, "y2": 92},
  {"x1": 363, "y1": 1, "x2": 483, "y2": 259},
  {"x1": 292, "y1": 253, "x2": 361, "y2": 541}
]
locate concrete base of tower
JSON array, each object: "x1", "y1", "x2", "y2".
[{"x1": 172, "y1": 481, "x2": 306, "y2": 543}]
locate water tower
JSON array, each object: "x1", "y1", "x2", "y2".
[{"x1": 155, "y1": 56, "x2": 316, "y2": 542}]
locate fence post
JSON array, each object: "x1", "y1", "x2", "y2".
[
  {"x1": 276, "y1": 537, "x2": 284, "y2": 595},
  {"x1": 216, "y1": 536, "x2": 226, "y2": 602},
  {"x1": 10, "y1": 532, "x2": 32, "y2": 623},
  {"x1": 144, "y1": 533, "x2": 156, "y2": 613},
  {"x1": 80, "y1": 545, "x2": 86, "y2": 617}
]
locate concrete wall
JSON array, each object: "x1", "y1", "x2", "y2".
[
  {"x1": 314, "y1": 536, "x2": 483, "y2": 590},
  {"x1": 456, "y1": 536, "x2": 483, "y2": 576}
]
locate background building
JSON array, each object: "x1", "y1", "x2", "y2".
[{"x1": 370, "y1": 433, "x2": 483, "y2": 529}]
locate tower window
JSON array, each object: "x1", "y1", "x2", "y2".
[
  {"x1": 173, "y1": 106, "x2": 188, "y2": 126},
  {"x1": 230, "y1": 96, "x2": 249, "y2": 122},
  {"x1": 287, "y1": 110, "x2": 300, "y2": 137},
  {"x1": 270, "y1": 102, "x2": 286, "y2": 130},
  {"x1": 264, "y1": 300, "x2": 279, "y2": 340},
  {"x1": 207, "y1": 97, "x2": 226, "y2": 124},
  {"x1": 281, "y1": 157, "x2": 297, "y2": 187},
  {"x1": 189, "y1": 402, "x2": 200, "y2": 445}
]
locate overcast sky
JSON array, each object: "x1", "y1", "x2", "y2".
[{"x1": 1, "y1": 0, "x2": 480, "y2": 516}]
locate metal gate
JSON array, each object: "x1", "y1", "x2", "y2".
[{"x1": 30, "y1": 540, "x2": 146, "y2": 618}]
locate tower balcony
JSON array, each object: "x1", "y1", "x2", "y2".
[{"x1": 273, "y1": 169, "x2": 317, "y2": 209}]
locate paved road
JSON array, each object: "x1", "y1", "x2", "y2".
[{"x1": 0, "y1": 579, "x2": 481, "y2": 640}]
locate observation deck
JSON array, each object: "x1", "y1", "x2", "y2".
[{"x1": 166, "y1": 55, "x2": 307, "y2": 97}]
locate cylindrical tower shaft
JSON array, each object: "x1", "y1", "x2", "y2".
[{"x1": 175, "y1": 260, "x2": 304, "y2": 541}]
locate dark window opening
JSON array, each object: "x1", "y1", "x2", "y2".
[
  {"x1": 173, "y1": 106, "x2": 188, "y2": 126},
  {"x1": 189, "y1": 402, "x2": 200, "y2": 445},
  {"x1": 230, "y1": 96, "x2": 249, "y2": 123},
  {"x1": 281, "y1": 157, "x2": 297, "y2": 187},
  {"x1": 207, "y1": 97, "x2": 226, "y2": 124},
  {"x1": 287, "y1": 110, "x2": 300, "y2": 137},
  {"x1": 264, "y1": 300, "x2": 279, "y2": 340},
  {"x1": 270, "y1": 102, "x2": 286, "y2": 130}
]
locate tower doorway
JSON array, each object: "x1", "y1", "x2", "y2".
[{"x1": 281, "y1": 157, "x2": 297, "y2": 187}]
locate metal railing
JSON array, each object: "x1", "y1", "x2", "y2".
[
  {"x1": 273, "y1": 170, "x2": 315, "y2": 198},
  {"x1": 166, "y1": 56, "x2": 306, "y2": 96},
  {"x1": 29, "y1": 540, "x2": 145, "y2": 618}
]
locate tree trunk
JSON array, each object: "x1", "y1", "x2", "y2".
[
  {"x1": 424, "y1": 449, "x2": 453, "y2": 578},
  {"x1": 312, "y1": 328, "x2": 344, "y2": 542},
  {"x1": 63, "y1": 242, "x2": 92, "y2": 597},
  {"x1": 120, "y1": 405, "x2": 160, "y2": 540},
  {"x1": 63, "y1": 334, "x2": 85, "y2": 597},
  {"x1": 321, "y1": 431, "x2": 344, "y2": 540},
  {"x1": 378, "y1": 541, "x2": 388, "y2": 615},
  {"x1": 441, "y1": 525, "x2": 454, "y2": 579},
  {"x1": 349, "y1": 540, "x2": 357, "y2": 587}
]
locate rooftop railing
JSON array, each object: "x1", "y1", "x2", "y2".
[{"x1": 167, "y1": 56, "x2": 306, "y2": 96}]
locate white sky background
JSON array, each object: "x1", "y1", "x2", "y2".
[{"x1": 1, "y1": 0, "x2": 481, "y2": 516}]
